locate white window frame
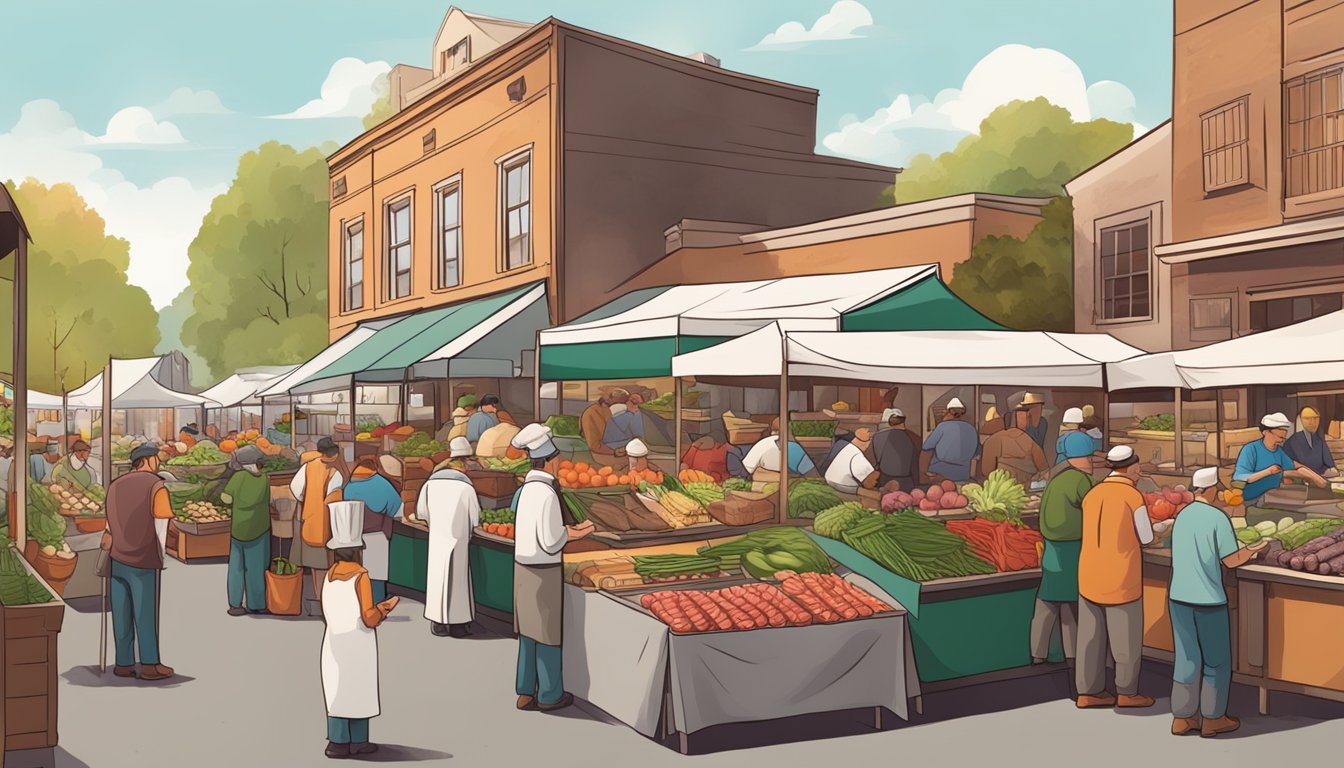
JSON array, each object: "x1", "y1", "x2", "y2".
[
  {"x1": 433, "y1": 174, "x2": 463, "y2": 291},
  {"x1": 1092, "y1": 204, "x2": 1161, "y2": 325},
  {"x1": 342, "y1": 216, "x2": 365, "y2": 313},
  {"x1": 442, "y1": 36, "x2": 470, "y2": 73},
  {"x1": 383, "y1": 192, "x2": 414, "y2": 303},
  {"x1": 497, "y1": 146, "x2": 533, "y2": 272}
]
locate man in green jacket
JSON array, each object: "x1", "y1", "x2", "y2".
[
  {"x1": 221, "y1": 445, "x2": 272, "y2": 615},
  {"x1": 1030, "y1": 431, "x2": 1097, "y2": 665}
]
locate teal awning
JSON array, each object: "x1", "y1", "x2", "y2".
[
  {"x1": 841, "y1": 276, "x2": 1003, "y2": 331},
  {"x1": 290, "y1": 282, "x2": 547, "y2": 394}
]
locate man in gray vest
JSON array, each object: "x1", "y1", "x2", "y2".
[{"x1": 101, "y1": 443, "x2": 175, "y2": 680}]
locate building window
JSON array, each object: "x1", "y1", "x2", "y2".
[
  {"x1": 434, "y1": 177, "x2": 462, "y2": 289},
  {"x1": 332, "y1": 176, "x2": 348, "y2": 198},
  {"x1": 423, "y1": 129, "x2": 436, "y2": 155},
  {"x1": 1250, "y1": 292, "x2": 1342, "y2": 332},
  {"x1": 1201, "y1": 97, "x2": 1250, "y2": 192},
  {"x1": 385, "y1": 197, "x2": 412, "y2": 301},
  {"x1": 500, "y1": 151, "x2": 532, "y2": 271},
  {"x1": 343, "y1": 219, "x2": 364, "y2": 312},
  {"x1": 1098, "y1": 220, "x2": 1150, "y2": 321},
  {"x1": 1286, "y1": 65, "x2": 1344, "y2": 197},
  {"x1": 442, "y1": 37, "x2": 470, "y2": 73},
  {"x1": 1190, "y1": 297, "x2": 1231, "y2": 331}
]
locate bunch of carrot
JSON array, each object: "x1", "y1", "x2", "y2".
[
  {"x1": 945, "y1": 518, "x2": 1042, "y2": 572},
  {"x1": 481, "y1": 522, "x2": 514, "y2": 539}
]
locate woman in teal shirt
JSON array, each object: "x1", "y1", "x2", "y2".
[{"x1": 1233, "y1": 413, "x2": 1326, "y2": 504}]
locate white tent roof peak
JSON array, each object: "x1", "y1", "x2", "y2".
[{"x1": 66, "y1": 356, "x2": 215, "y2": 409}]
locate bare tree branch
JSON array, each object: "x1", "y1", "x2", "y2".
[{"x1": 256, "y1": 305, "x2": 280, "y2": 325}]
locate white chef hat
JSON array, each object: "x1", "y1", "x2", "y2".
[
  {"x1": 1260, "y1": 412, "x2": 1292, "y2": 430},
  {"x1": 1191, "y1": 466, "x2": 1219, "y2": 490},
  {"x1": 625, "y1": 439, "x2": 649, "y2": 458},
  {"x1": 511, "y1": 423, "x2": 557, "y2": 459},
  {"x1": 327, "y1": 501, "x2": 366, "y2": 550},
  {"x1": 1106, "y1": 445, "x2": 1138, "y2": 468},
  {"x1": 881, "y1": 408, "x2": 904, "y2": 422},
  {"x1": 1062, "y1": 407, "x2": 1085, "y2": 425},
  {"x1": 947, "y1": 397, "x2": 966, "y2": 410},
  {"x1": 449, "y1": 436, "x2": 473, "y2": 458}
]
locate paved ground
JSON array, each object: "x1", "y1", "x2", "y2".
[{"x1": 52, "y1": 560, "x2": 1344, "y2": 767}]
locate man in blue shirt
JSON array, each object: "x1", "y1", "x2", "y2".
[
  {"x1": 1233, "y1": 412, "x2": 1326, "y2": 504},
  {"x1": 466, "y1": 394, "x2": 503, "y2": 443},
  {"x1": 1168, "y1": 467, "x2": 1266, "y2": 738},
  {"x1": 921, "y1": 398, "x2": 980, "y2": 482},
  {"x1": 602, "y1": 400, "x2": 646, "y2": 452},
  {"x1": 742, "y1": 418, "x2": 817, "y2": 478},
  {"x1": 1283, "y1": 406, "x2": 1338, "y2": 477}
]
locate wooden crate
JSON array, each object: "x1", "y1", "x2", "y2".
[
  {"x1": 3, "y1": 550, "x2": 64, "y2": 757},
  {"x1": 165, "y1": 527, "x2": 231, "y2": 562}
]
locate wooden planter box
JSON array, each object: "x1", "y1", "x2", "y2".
[
  {"x1": 166, "y1": 526, "x2": 231, "y2": 562},
  {"x1": 3, "y1": 551, "x2": 65, "y2": 762}
]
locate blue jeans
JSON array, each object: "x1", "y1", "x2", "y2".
[
  {"x1": 327, "y1": 716, "x2": 369, "y2": 744},
  {"x1": 516, "y1": 636, "x2": 564, "y2": 705},
  {"x1": 109, "y1": 561, "x2": 159, "y2": 667},
  {"x1": 1169, "y1": 600, "x2": 1232, "y2": 719},
  {"x1": 227, "y1": 536, "x2": 268, "y2": 610}
]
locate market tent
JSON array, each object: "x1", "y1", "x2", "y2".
[
  {"x1": 540, "y1": 265, "x2": 1003, "y2": 380},
  {"x1": 256, "y1": 325, "x2": 385, "y2": 399},
  {"x1": 26, "y1": 390, "x2": 64, "y2": 409},
  {"x1": 1107, "y1": 310, "x2": 1344, "y2": 391},
  {"x1": 729, "y1": 329, "x2": 1146, "y2": 388},
  {"x1": 66, "y1": 356, "x2": 215, "y2": 409},
  {"x1": 287, "y1": 281, "x2": 548, "y2": 395},
  {"x1": 199, "y1": 365, "x2": 299, "y2": 408}
]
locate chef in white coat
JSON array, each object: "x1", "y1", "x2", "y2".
[
  {"x1": 320, "y1": 501, "x2": 397, "y2": 760},
  {"x1": 416, "y1": 438, "x2": 480, "y2": 638},
  {"x1": 511, "y1": 424, "x2": 594, "y2": 712}
]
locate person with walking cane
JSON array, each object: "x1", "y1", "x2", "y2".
[{"x1": 100, "y1": 443, "x2": 175, "y2": 680}]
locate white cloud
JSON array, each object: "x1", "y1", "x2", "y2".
[
  {"x1": 821, "y1": 44, "x2": 1143, "y2": 166},
  {"x1": 153, "y1": 87, "x2": 231, "y2": 116},
  {"x1": 269, "y1": 57, "x2": 391, "y2": 119},
  {"x1": 94, "y1": 107, "x2": 186, "y2": 145},
  {"x1": 0, "y1": 99, "x2": 225, "y2": 308},
  {"x1": 748, "y1": 1, "x2": 873, "y2": 51}
]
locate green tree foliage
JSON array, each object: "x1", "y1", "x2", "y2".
[
  {"x1": 181, "y1": 142, "x2": 329, "y2": 381},
  {"x1": 0, "y1": 179, "x2": 160, "y2": 393},
  {"x1": 156, "y1": 287, "x2": 212, "y2": 389},
  {"x1": 890, "y1": 98, "x2": 1133, "y2": 203},
  {"x1": 362, "y1": 74, "x2": 395, "y2": 130},
  {"x1": 949, "y1": 197, "x2": 1074, "y2": 332}
]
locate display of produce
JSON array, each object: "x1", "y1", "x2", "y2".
[
  {"x1": 481, "y1": 522, "x2": 515, "y2": 539},
  {"x1": 722, "y1": 477, "x2": 753, "y2": 493},
  {"x1": 679, "y1": 469, "x2": 716, "y2": 485},
  {"x1": 45, "y1": 483, "x2": 103, "y2": 517},
  {"x1": 945, "y1": 518, "x2": 1043, "y2": 572},
  {"x1": 814, "y1": 503, "x2": 869, "y2": 538},
  {"x1": 175, "y1": 500, "x2": 228, "y2": 523},
  {"x1": 261, "y1": 456, "x2": 298, "y2": 473},
  {"x1": 481, "y1": 508, "x2": 515, "y2": 525},
  {"x1": 681, "y1": 481, "x2": 725, "y2": 507},
  {"x1": 790, "y1": 420, "x2": 838, "y2": 438},
  {"x1": 165, "y1": 441, "x2": 229, "y2": 466},
  {"x1": 557, "y1": 460, "x2": 664, "y2": 489},
  {"x1": 882, "y1": 480, "x2": 970, "y2": 514},
  {"x1": 1265, "y1": 525, "x2": 1344, "y2": 574},
  {"x1": 544, "y1": 414, "x2": 582, "y2": 438},
  {"x1": 0, "y1": 537, "x2": 54, "y2": 606},
  {"x1": 561, "y1": 489, "x2": 669, "y2": 533},
  {"x1": 1269, "y1": 518, "x2": 1344, "y2": 552},
  {"x1": 1136, "y1": 413, "x2": 1176, "y2": 432},
  {"x1": 787, "y1": 480, "x2": 842, "y2": 519},
  {"x1": 1144, "y1": 486, "x2": 1194, "y2": 523},
  {"x1": 640, "y1": 392, "x2": 675, "y2": 413},
  {"x1": 699, "y1": 527, "x2": 833, "y2": 578},
  {"x1": 961, "y1": 470, "x2": 1029, "y2": 524},
  {"x1": 818, "y1": 508, "x2": 996, "y2": 581},
  {"x1": 640, "y1": 484, "x2": 711, "y2": 529},
  {"x1": 633, "y1": 554, "x2": 723, "y2": 583},
  {"x1": 393, "y1": 432, "x2": 445, "y2": 457},
  {"x1": 0, "y1": 403, "x2": 12, "y2": 436},
  {"x1": 637, "y1": 573, "x2": 891, "y2": 633},
  {"x1": 111, "y1": 434, "x2": 149, "y2": 461},
  {"x1": 1220, "y1": 488, "x2": 1245, "y2": 506},
  {"x1": 482, "y1": 456, "x2": 529, "y2": 475},
  {"x1": 25, "y1": 481, "x2": 73, "y2": 556},
  {"x1": 270, "y1": 556, "x2": 298, "y2": 576}
]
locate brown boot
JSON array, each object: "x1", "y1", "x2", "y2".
[
  {"x1": 1171, "y1": 717, "x2": 1202, "y2": 735},
  {"x1": 1201, "y1": 715, "x2": 1240, "y2": 738},
  {"x1": 516, "y1": 695, "x2": 537, "y2": 710},
  {"x1": 538, "y1": 692, "x2": 575, "y2": 712},
  {"x1": 113, "y1": 665, "x2": 137, "y2": 678},
  {"x1": 1117, "y1": 693, "x2": 1155, "y2": 708},
  {"x1": 139, "y1": 664, "x2": 175, "y2": 681},
  {"x1": 1076, "y1": 693, "x2": 1117, "y2": 708}
]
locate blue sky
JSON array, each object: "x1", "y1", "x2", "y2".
[{"x1": 0, "y1": 0, "x2": 1172, "y2": 308}]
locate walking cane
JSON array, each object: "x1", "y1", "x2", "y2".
[{"x1": 99, "y1": 573, "x2": 108, "y2": 674}]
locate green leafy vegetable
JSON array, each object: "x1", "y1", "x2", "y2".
[
  {"x1": 1137, "y1": 414, "x2": 1176, "y2": 432},
  {"x1": 790, "y1": 420, "x2": 838, "y2": 438}
]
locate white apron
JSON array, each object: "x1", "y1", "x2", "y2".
[
  {"x1": 321, "y1": 574, "x2": 380, "y2": 719},
  {"x1": 418, "y1": 474, "x2": 480, "y2": 625},
  {"x1": 361, "y1": 532, "x2": 390, "y2": 582}
]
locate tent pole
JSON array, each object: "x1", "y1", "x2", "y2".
[
  {"x1": 289, "y1": 398, "x2": 296, "y2": 451},
  {"x1": 12, "y1": 239, "x2": 28, "y2": 549},
  {"x1": 62, "y1": 391, "x2": 69, "y2": 449},
  {"x1": 1215, "y1": 388, "x2": 1225, "y2": 467},
  {"x1": 533, "y1": 333, "x2": 542, "y2": 424},
  {"x1": 1174, "y1": 387, "x2": 1185, "y2": 473},
  {"x1": 674, "y1": 378, "x2": 683, "y2": 476},
  {"x1": 101, "y1": 359, "x2": 112, "y2": 490},
  {"x1": 349, "y1": 380, "x2": 358, "y2": 441},
  {"x1": 400, "y1": 369, "x2": 409, "y2": 425},
  {"x1": 973, "y1": 384, "x2": 981, "y2": 436},
  {"x1": 778, "y1": 332, "x2": 790, "y2": 524}
]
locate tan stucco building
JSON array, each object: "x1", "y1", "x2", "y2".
[
  {"x1": 326, "y1": 7, "x2": 898, "y2": 341},
  {"x1": 1069, "y1": 0, "x2": 1344, "y2": 351}
]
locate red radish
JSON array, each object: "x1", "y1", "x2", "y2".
[
  {"x1": 927, "y1": 485, "x2": 944, "y2": 501},
  {"x1": 940, "y1": 494, "x2": 959, "y2": 509},
  {"x1": 941, "y1": 480, "x2": 957, "y2": 493},
  {"x1": 919, "y1": 499, "x2": 939, "y2": 512},
  {"x1": 912, "y1": 489, "x2": 926, "y2": 502}
]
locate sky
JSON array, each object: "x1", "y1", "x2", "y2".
[{"x1": 0, "y1": 0, "x2": 1173, "y2": 309}]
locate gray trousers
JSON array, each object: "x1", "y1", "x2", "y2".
[
  {"x1": 1076, "y1": 596, "x2": 1143, "y2": 696},
  {"x1": 1029, "y1": 598, "x2": 1078, "y2": 661}
]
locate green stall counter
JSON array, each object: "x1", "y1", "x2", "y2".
[{"x1": 389, "y1": 520, "x2": 515, "y2": 614}]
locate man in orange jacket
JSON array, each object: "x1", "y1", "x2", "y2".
[
  {"x1": 289, "y1": 437, "x2": 345, "y2": 606},
  {"x1": 1076, "y1": 445, "x2": 1155, "y2": 710}
]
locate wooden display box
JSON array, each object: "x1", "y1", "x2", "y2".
[
  {"x1": 165, "y1": 526, "x2": 231, "y2": 562},
  {"x1": 3, "y1": 551, "x2": 65, "y2": 760}
]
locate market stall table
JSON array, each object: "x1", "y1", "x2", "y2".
[
  {"x1": 1234, "y1": 563, "x2": 1344, "y2": 713},
  {"x1": 561, "y1": 571, "x2": 919, "y2": 753},
  {"x1": 388, "y1": 518, "x2": 515, "y2": 615}
]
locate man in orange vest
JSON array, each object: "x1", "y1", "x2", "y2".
[
  {"x1": 289, "y1": 437, "x2": 345, "y2": 605},
  {"x1": 1076, "y1": 444, "x2": 1155, "y2": 709}
]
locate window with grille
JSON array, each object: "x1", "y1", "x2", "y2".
[
  {"x1": 1250, "y1": 292, "x2": 1342, "y2": 332},
  {"x1": 1286, "y1": 65, "x2": 1344, "y2": 197},
  {"x1": 1201, "y1": 97, "x2": 1250, "y2": 192},
  {"x1": 442, "y1": 37, "x2": 470, "y2": 73},
  {"x1": 385, "y1": 197, "x2": 412, "y2": 301},
  {"x1": 435, "y1": 177, "x2": 462, "y2": 289},
  {"x1": 1190, "y1": 297, "x2": 1231, "y2": 331},
  {"x1": 343, "y1": 219, "x2": 364, "y2": 312},
  {"x1": 332, "y1": 176, "x2": 347, "y2": 198},
  {"x1": 500, "y1": 151, "x2": 531, "y2": 270},
  {"x1": 1098, "y1": 220, "x2": 1150, "y2": 321}
]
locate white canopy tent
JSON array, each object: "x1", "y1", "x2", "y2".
[
  {"x1": 66, "y1": 356, "x2": 215, "y2": 409},
  {"x1": 200, "y1": 365, "x2": 299, "y2": 408},
  {"x1": 26, "y1": 390, "x2": 64, "y2": 409},
  {"x1": 1106, "y1": 310, "x2": 1344, "y2": 391}
]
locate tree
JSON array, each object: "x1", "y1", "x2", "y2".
[
  {"x1": 156, "y1": 287, "x2": 212, "y2": 389},
  {"x1": 890, "y1": 98, "x2": 1133, "y2": 203},
  {"x1": 0, "y1": 179, "x2": 161, "y2": 393},
  {"x1": 362, "y1": 74, "x2": 395, "y2": 130},
  {"x1": 950, "y1": 197, "x2": 1074, "y2": 331},
  {"x1": 181, "y1": 142, "x2": 330, "y2": 380}
]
